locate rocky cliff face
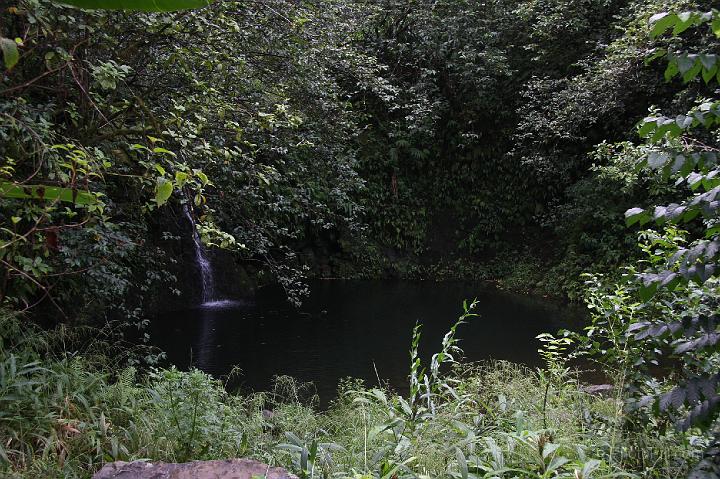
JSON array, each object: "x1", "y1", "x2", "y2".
[{"x1": 148, "y1": 208, "x2": 259, "y2": 311}]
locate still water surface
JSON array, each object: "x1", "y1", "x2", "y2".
[{"x1": 153, "y1": 280, "x2": 587, "y2": 402}]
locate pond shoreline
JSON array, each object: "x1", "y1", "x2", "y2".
[{"x1": 153, "y1": 279, "x2": 589, "y2": 404}]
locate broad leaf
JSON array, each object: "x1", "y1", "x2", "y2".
[
  {"x1": 0, "y1": 181, "x2": 98, "y2": 205},
  {"x1": 0, "y1": 37, "x2": 19, "y2": 70},
  {"x1": 625, "y1": 207, "x2": 647, "y2": 226},
  {"x1": 52, "y1": 0, "x2": 212, "y2": 11},
  {"x1": 155, "y1": 177, "x2": 173, "y2": 205},
  {"x1": 649, "y1": 12, "x2": 677, "y2": 38}
]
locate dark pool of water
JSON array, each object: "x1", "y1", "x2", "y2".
[{"x1": 153, "y1": 280, "x2": 588, "y2": 402}]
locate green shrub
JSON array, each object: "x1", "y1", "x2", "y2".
[{"x1": 0, "y1": 307, "x2": 705, "y2": 478}]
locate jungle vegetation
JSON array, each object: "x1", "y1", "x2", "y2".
[{"x1": 2, "y1": 0, "x2": 720, "y2": 477}]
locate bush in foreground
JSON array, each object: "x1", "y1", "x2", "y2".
[{"x1": 0, "y1": 309, "x2": 705, "y2": 478}]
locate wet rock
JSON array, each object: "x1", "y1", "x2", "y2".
[{"x1": 93, "y1": 459, "x2": 297, "y2": 479}]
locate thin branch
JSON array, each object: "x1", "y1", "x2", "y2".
[
  {"x1": 0, "y1": 63, "x2": 68, "y2": 96},
  {"x1": 0, "y1": 259, "x2": 68, "y2": 320}
]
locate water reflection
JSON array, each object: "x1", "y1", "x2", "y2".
[{"x1": 154, "y1": 280, "x2": 587, "y2": 402}]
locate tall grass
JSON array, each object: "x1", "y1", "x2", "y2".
[{"x1": 0, "y1": 308, "x2": 703, "y2": 478}]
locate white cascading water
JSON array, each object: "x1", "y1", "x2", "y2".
[{"x1": 182, "y1": 204, "x2": 215, "y2": 304}]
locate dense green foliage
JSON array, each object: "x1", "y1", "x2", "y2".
[
  {"x1": 4, "y1": 0, "x2": 718, "y2": 313},
  {"x1": 345, "y1": 0, "x2": 684, "y2": 291},
  {"x1": 557, "y1": 6, "x2": 720, "y2": 476},
  {"x1": 1, "y1": 0, "x2": 374, "y2": 312},
  {"x1": 4, "y1": 0, "x2": 720, "y2": 477}
]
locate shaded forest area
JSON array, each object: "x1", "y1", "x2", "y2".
[{"x1": 2, "y1": 0, "x2": 705, "y2": 315}]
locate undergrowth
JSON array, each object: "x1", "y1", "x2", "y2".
[{"x1": 0, "y1": 307, "x2": 704, "y2": 478}]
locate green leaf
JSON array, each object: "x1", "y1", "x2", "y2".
[
  {"x1": 712, "y1": 17, "x2": 720, "y2": 37},
  {"x1": 0, "y1": 443, "x2": 8, "y2": 464},
  {"x1": 542, "y1": 443, "x2": 561, "y2": 459},
  {"x1": 455, "y1": 448, "x2": 468, "y2": 479},
  {"x1": 155, "y1": 177, "x2": 173, "y2": 205},
  {"x1": 672, "y1": 11, "x2": 697, "y2": 35},
  {"x1": 52, "y1": 0, "x2": 212, "y2": 11},
  {"x1": 625, "y1": 208, "x2": 646, "y2": 226},
  {"x1": 639, "y1": 282, "x2": 659, "y2": 301},
  {"x1": 683, "y1": 61, "x2": 703, "y2": 83},
  {"x1": 649, "y1": 12, "x2": 677, "y2": 38},
  {"x1": 638, "y1": 118, "x2": 657, "y2": 137},
  {"x1": 300, "y1": 447, "x2": 308, "y2": 473},
  {"x1": 546, "y1": 456, "x2": 570, "y2": 473},
  {"x1": 0, "y1": 37, "x2": 19, "y2": 70},
  {"x1": 645, "y1": 48, "x2": 667, "y2": 64},
  {"x1": 175, "y1": 171, "x2": 189, "y2": 187},
  {"x1": 0, "y1": 181, "x2": 98, "y2": 205},
  {"x1": 676, "y1": 55, "x2": 697, "y2": 74},
  {"x1": 648, "y1": 151, "x2": 670, "y2": 169},
  {"x1": 152, "y1": 147, "x2": 176, "y2": 157},
  {"x1": 196, "y1": 170, "x2": 209, "y2": 185},
  {"x1": 702, "y1": 64, "x2": 719, "y2": 84},
  {"x1": 664, "y1": 59, "x2": 679, "y2": 82},
  {"x1": 699, "y1": 54, "x2": 717, "y2": 71}
]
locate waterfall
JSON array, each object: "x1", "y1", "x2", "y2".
[{"x1": 182, "y1": 204, "x2": 215, "y2": 304}]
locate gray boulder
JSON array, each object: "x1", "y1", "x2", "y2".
[
  {"x1": 93, "y1": 459, "x2": 297, "y2": 479},
  {"x1": 581, "y1": 384, "x2": 614, "y2": 395}
]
